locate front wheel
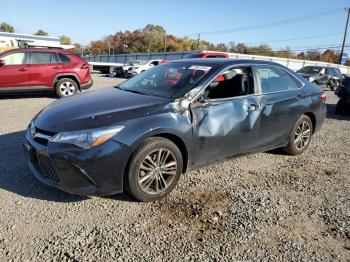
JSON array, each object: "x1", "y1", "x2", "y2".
[
  {"x1": 283, "y1": 115, "x2": 313, "y2": 155},
  {"x1": 124, "y1": 137, "x2": 183, "y2": 202}
]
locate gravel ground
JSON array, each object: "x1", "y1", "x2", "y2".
[{"x1": 0, "y1": 74, "x2": 349, "y2": 261}]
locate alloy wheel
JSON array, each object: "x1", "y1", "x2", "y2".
[
  {"x1": 137, "y1": 148, "x2": 178, "y2": 195},
  {"x1": 59, "y1": 82, "x2": 76, "y2": 96},
  {"x1": 294, "y1": 121, "x2": 311, "y2": 151}
]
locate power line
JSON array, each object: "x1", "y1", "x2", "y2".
[
  {"x1": 186, "y1": 7, "x2": 348, "y2": 36},
  {"x1": 245, "y1": 32, "x2": 344, "y2": 45}
]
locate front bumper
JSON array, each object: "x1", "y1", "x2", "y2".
[
  {"x1": 80, "y1": 78, "x2": 93, "y2": 90},
  {"x1": 23, "y1": 128, "x2": 132, "y2": 196}
]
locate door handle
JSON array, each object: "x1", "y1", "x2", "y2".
[
  {"x1": 246, "y1": 104, "x2": 259, "y2": 111},
  {"x1": 296, "y1": 94, "x2": 304, "y2": 100},
  {"x1": 18, "y1": 68, "x2": 27, "y2": 72}
]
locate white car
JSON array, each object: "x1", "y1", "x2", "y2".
[{"x1": 125, "y1": 60, "x2": 163, "y2": 77}]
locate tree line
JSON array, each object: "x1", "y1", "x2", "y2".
[{"x1": 1, "y1": 22, "x2": 349, "y2": 65}]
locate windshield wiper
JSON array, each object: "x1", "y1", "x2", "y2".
[{"x1": 122, "y1": 89, "x2": 147, "y2": 96}]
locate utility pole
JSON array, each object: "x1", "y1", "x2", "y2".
[
  {"x1": 197, "y1": 33, "x2": 201, "y2": 51},
  {"x1": 164, "y1": 34, "x2": 167, "y2": 53},
  {"x1": 339, "y1": 8, "x2": 350, "y2": 64},
  {"x1": 108, "y1": 37, "x2": 111, "y2": 55}
]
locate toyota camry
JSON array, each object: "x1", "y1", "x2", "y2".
[{"x1": 23, "y1": 59, "x2": 326, "y2": 202}]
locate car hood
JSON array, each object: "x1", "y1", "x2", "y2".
[{"x1": 34, "y1": 87, "x2": 171, "y2": 133}]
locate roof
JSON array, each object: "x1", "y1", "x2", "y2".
[
  {"x1": 0, "y1": 48, "x2": 74, "y2": 55},
  {"x1": 170, "y1": 58, "x2": 285, "y2": 67}
]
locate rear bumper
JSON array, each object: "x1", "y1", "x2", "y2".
[
  {"x1": 314, "y1": 102, "x2": 327, "y2": 133},
  {"x1": 80, "y1": 78, "x2": 93, "y2": 90}
]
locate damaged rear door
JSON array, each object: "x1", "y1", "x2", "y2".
[{"x1": 189, "y1": 66, "x2": 262, "y2": 167}]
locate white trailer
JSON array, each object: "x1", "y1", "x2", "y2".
[
  {"x1": 0, "y1": 32, "x2": 74, "y2": 52},
  {"x1": 227, "y1": 52, "x2": 350, "y2": 75},
  {"x1": 88, "y1": 61, "x2": 124, "y2": 74}
]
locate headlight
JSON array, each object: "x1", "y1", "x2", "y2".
[
  {"x1": 30, "y1": 121, "x2": 36, "y2": 137},
  {"x1": 51, "y1": 126, "x2": 124, "y2": 149}
]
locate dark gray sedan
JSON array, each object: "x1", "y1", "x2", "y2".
[{"x1": 23, "y1": 59, "x2": 327, "y2": 202}]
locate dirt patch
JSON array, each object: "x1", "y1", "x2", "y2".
[{"x1": 153, "y1": 189, "x2": 232, "y2": 242}]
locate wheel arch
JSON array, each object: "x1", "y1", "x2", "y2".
[
  {"x1": 53, "y1": 74, "x2": 81, "y2": 90},
  {"x1": 123, "y1": 130, "x2": 189, "y2": 175},
  {"x1": 303, "y1": 111, "x2": 316, "y2": 133},
  {"x1": 153, "y1": 133, "x2": 189, "y2": 173}
]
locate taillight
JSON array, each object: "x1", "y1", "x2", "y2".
[
  {"x1": 320, "y1": 93, "x2": 327, "y2": 103},
  {"x1": 81, "y1": 63, "x2": 89, "y2": 69}
]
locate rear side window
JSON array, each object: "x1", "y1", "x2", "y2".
[
  {"x1": 285, "y1": 73, "x2": 301, "y2": 90},
  {"x1": 256, "y1": 66, "x2": 300, "y2": 93},
  {"x1": 2, "y1": 52, "x2": 26, "y2": 65},
  {"x1": 58, "y1": 53, "x2": 71, "y2": 63},
  {"x1": 28, "y1": 52, "x2": 58, "y2": 64}
]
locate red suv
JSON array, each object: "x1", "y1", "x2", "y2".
[
  {"x1": 186, "y1": 51, "x2": 230, "y2": 58},
  {"x1": 0, "y1": 48, "x2": 92, "y2": 97}
]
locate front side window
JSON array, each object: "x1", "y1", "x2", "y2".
[
  {"x1": 119, "y1": 62, "x2": 216, "y2": 99},
  {"x1": 2, "y1": 52, "x2": 26, "y2": 65},
  {"x1": 28, "y1": 52, "x2": 58, "y2": 64},
  {"x1": 204, "y1": 67, "x2": 254, "y2": 99}
]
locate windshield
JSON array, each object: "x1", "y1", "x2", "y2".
[
  {"x1": 297, "y1": 66, "x2": 323, "y2": 75},
  {"x1": 119, "y1": 62, "x2": 217, "y2": 99},
  {"x1": 186, "y1": 53, "x2": 203, "y2": 58}
]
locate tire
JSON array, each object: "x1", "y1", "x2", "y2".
[
  {"x1": 283, "y1": 115, "x2": 313, "y2": 155},
  {"x1": 335, "y1": 99, "x2": 345, "y2": 115},
  {"x1": 124, "y1": 137, "x2": 183, "y2": 202},
  {"x1": 55, "y1": 78, "x2": 78, "y2": 98}
]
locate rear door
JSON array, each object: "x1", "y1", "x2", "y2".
[
  {"x1": 254, "y1": 65, "x2": 305, "y2": 149},
  {"x1": 26, "y1": 51, "x2": 61, "y2": 88},
  {"x1": 0, "y1": 51, "x2": 29, "y2": 89}
]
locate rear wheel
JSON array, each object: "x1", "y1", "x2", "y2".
[
  {"x1": 55, "y1": 78, "x2": 78, "y2": 98},
  {"x1": 125, "y1": 137, "x2": 183, "y2": 202},
  {"x1": 283, "y1": 115, "x2": 313, "y2": 155}
]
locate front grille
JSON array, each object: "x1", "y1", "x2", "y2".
[{"x1": 34, "y1": 151, "x2": 60, "y2": 183}]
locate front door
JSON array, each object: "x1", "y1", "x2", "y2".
[
  {"x1": 0, "y1": 51, "x2": 29, "y2": 89},
  {"x1": 190, "y1": 66, "x2": 262, "y2": 168}
]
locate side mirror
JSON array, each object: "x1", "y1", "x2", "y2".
[{"x1": 0, "y1": 60, "x2": 5, "y2": 66}]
